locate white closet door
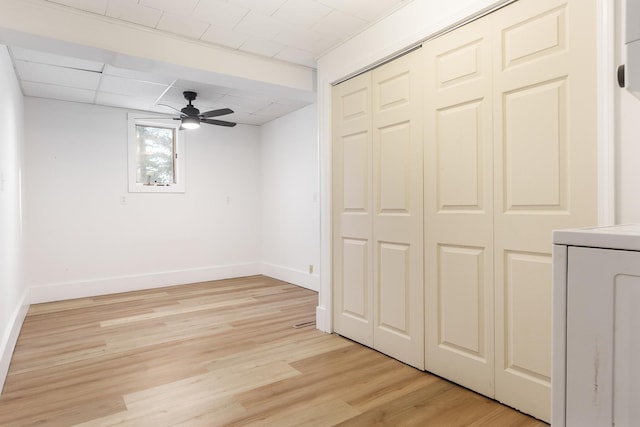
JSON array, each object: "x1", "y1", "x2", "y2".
[
  {"x1": 371, "y1": 49, "x2": 424, "y2": 369},
  {"x1": 492, "y1": 0, "x2": 598, "y2": 421},
  {"x1": 332, "y1": 72, "x2": 374, "y2": 346},
  {"x1": 424, "y1": 15, "x2": 495, "y2": 395}
]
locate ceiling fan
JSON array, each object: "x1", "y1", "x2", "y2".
[{"x1": 158, "y1": 91, "x2": 236, "y2": 129}]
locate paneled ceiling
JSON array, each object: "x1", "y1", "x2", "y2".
[{"x1": 7, "y1": 0, "x2": 412, "y2": 125}]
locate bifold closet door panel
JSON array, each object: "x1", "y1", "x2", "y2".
[
  {"x1": 371, "y1": 49, "x2": 425, "y2": 370},
  {"x1": 332, "y1": 72, "x2": 374, "y2": 347},
  {"x1": 423, "y1": 16, "x2": 495, "y2": 396},
  {"x1": 492, "y1": 0, "x2": 598, "y2": 421}
]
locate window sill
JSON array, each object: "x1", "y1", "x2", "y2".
[{"x1": 128, "y1": 183, "x2": 185, "y2": 193}]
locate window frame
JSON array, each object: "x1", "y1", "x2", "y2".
[{"x1": 127, "y1": 113, "x2": 186, "y2": 193}]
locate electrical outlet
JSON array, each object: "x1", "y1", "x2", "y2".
[
  {"x1": 120, "y1": 196, "x2": 127, "y2": 205},
  {"x1": 309, "y1": 264, "x2": 314, "y2": 274}
]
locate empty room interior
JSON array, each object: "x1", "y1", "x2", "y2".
[{"x1": 1, "y1": 0, "x2": 639, "y2": 425}]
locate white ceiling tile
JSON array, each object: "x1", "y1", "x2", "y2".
[
  {"x1": 45, "y1": 0, "x2": 108, "y2": 14},
  {"x1": 310, "y1": 36, "x2": 337, "y2": 55},
  {"x1": 274, "y1": 97, "x2": 314, "y2": 108},
  {"x1": 272, "y1": 28, "x2": 314, "y2": 51},
  {"x1": 172, "y1": 80, "x2": 230, "y2": 98},
  {"x1": 102, "y1": 65, "x2": 175, "y2": 85},
  {"x1": 106, "y1": 0, "x2": 163, "y2": 27},
  {"x1": 21, "y1": 81, "x2": 96, "y2": 104},
  {"x1": 94, "y1": 92, "x2": 159, "y2": 111},
  {"x1": 139, "y1": 0, "x2": 198, "y2": 15},
  {"x1": 200, "y1": 26, "x2": 249, "y2": 49},
  {"x1": 255, "y1": 101, "x2": 305, "y2": 117},
  {"x1": 272, "y1": 28, "x2": 331, "y2": 54},
  {"x1": 317, "y1": 0, "x2": 405, "y2": 22},
  {"x1": 98, "y1": 75, "x2": 169, "y2": 100},
  {"x1": 239, "y1": 37, "x2": 284, "y2": 58},
  {"x1": 193, "y1": 0, "x2": 248, "y2": 29},
  {"x1": 146, "y1": 104, "x2": 179, "y2": 115},
  {"x1": 40, "y1": 0, "x2": 412, "y2": 75},
  {"x1": 227, "y1": 0, "x2": 287, "y2": 16},
  {"x1": 158, "y1": 85, "x2": 227, "y2": 112},
  {"x1": 156, "y1": 12, "x2": 210, "y2": 39},
  {"x1": 275, "y1": 47, "x2": 316, "y2": 68},
  {"x1": 351, "y1": 0, "x2": 407, "y2": 22},
  {"x1": 234, "y1": 12, "x2": 283, "y2": 39},
  {"x1": 15, "y1": 60, "x2": 101, "y2": 90},
  {"x1": 219, "y1": 93, "x2": 273, "y2": 114},
  {"x1": 271, "y1": 0, "x2": 332, "y2": 29},
  {"x1": 226, "y1": 111, "x2": 269, "y2": 126},
  {"x1": 10, "y1": 47, "x2": 104, "y2": 72},
  {"x1": 311, "y1": 10, "x2": 367, "y2": 40}
]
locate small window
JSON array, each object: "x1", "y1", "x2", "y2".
[{"x1": 128, "y1": 113, "x2": 185, "y2": 193}]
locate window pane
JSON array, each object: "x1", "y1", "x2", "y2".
[{"x1": 135, "y1": 125, "x2": 175, "y2": 185}]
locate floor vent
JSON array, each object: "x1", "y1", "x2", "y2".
[{"x1": 293, "y1": 321, "x2": 316, "y2": 329}]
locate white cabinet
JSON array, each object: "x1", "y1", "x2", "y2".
[{"x1": 553, "y1": 224, "x2": 640, "y2": 427}]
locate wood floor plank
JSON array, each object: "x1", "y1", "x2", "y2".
[{"x1": 0, "y1": 276, "x2": 547, "y2": 426}]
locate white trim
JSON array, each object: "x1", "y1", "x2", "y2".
[
  {"x1": 127, "y1": 113, "x2": 186, "y2": 193},
  {"x1": 0, "y1": 290, "x2": 29, "y2": 394},
  {"x1": 318, "y1": 80, "x2": 333, "y2": 333},
  {"x1": 315, "y1": 305, "x2": 331, "y2": 333},
  {"x1": 261, "y1": 262, "x2": 320, "y2": 292},
  {"x1": 29, "y1": 263, "x2": 261, "y2": 304},
  {"x1": 552, "y1": 244, "x2": 569, "y2": 427},
  {"x1": 597, "y1": 0, "x2": 617, "y2": 226}
]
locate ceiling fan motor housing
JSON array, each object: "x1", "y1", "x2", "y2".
[
  {"x1": 183, "y1": 91, "x2": 198, "y2": 103},
  {"x1": 181, "y1": 105, "x2": 200, "y2": 116},
  {"x1": 181, "y1": 91, "x2": 200, "y2": 116}
]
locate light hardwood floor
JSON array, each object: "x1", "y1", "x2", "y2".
[{"x1": 0, "y1": 276, "x2": 547, "y2": 426}]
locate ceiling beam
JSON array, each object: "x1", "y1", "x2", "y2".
[{"x1": 0, "y1": 0, "x2": 316, "y2": 102}]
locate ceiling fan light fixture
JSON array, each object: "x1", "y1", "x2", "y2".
[{"x1": 181, "y1": 116, "x2": 200, "y2": 129}]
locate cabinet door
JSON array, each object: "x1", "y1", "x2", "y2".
[
  {"x1": 566, "y1": 246, "x2": 640, "y2": 427},
  {"x1": 492, "y1": 0, "x2": 598, "y2": 420},
  {"x1": 371, "y1": 49, "x2": 424, "y2": 369},
  {"x1": 332, "y1": 72, "x2": 374, "y2": 346},
  {"x1": 424, "y1": 15, "x2": 495, "y2": 395}
]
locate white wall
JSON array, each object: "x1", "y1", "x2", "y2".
[
  {"x1": 260, "y1": 104, "x2": 320, "y2": 291},
  {"x1": 24, "y1": 98, "x2": 262, "y2": 302},
  {"x1": 616, "y1": 0, "x2": 640, "y2": 222},
  {"x1": 0, "y1": 45, "x2": 28, "y2": 392}
]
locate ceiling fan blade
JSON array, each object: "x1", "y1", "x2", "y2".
[
  {"x1": 201, "y1": 108, "x2": 234, "y2": 118},
  {"x1": 202, "y1": 118, "x2": 237, "y2": 127},
  {"x1": 157, "y1": 103, "x2": 184, "y2": 115},
  {"x1": 135, "y1": 116, "x2": 178, "y2": 120}
]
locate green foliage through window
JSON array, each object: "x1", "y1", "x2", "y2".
[{"x1": 135, "y1": 125, "x2": 176, "y2": 185}]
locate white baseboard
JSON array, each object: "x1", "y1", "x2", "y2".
[
  {"x1": 29, "y1": 262, "x2": 262, "y2": 304},
  {"x1": 0, "y1": 290, "x2": 29, "y2": 394},
  {"x1": 261, "y1": 262, "x2": 320, "y2": 292}
]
